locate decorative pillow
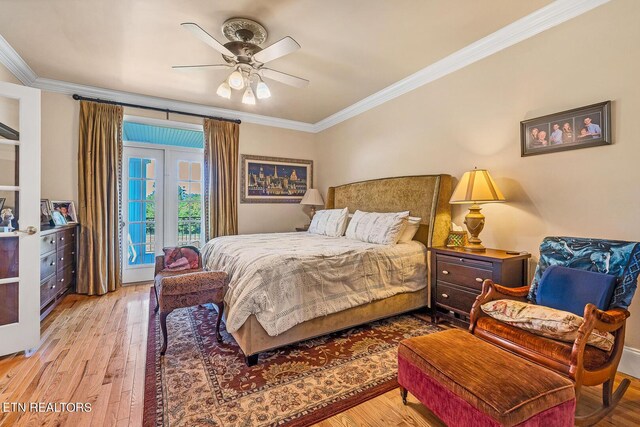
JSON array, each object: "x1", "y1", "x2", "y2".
[
  {"x1": 397, "y1": 216, "x2": 422, "y2": 243},
  {"x1": 163, "y1": 246, "x2": 200, "y2": 271},
  {"x1": 481, "y1": 299, "x2": 614, "y2": 352},
  {"x1": 528, "y1": 236, "x2": 640, "y2": 310},
  {"x1": 536, "y1": 265, "x2": 617, "y2": 316},
  {"x1": 345, "y1": 210, "x2": 410, "y2": 245},
  {"x1": 308, "y1": 208, "x2": 349, "y2": 237}
]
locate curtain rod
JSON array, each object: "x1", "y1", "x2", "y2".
[{"x1": 71, "y1": 94, "x2": 241, "y2": 124}]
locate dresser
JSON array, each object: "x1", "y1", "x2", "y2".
[
  {"x1": 430, "y1": 246, "x2": 530, "y2": 324},
  {"x1": 40, "y1": 224, "x2": 78, "y2": 319}
]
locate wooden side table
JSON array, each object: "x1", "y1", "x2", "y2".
[{"x1": 430, "y1": 246, "x2": 530, "y2": 325}]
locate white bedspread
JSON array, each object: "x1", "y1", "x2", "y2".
[{"x1": 201, "y1": 232, "x2": 427, "y2": 336}]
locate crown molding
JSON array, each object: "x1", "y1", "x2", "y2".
[
  {"x1": 313, "y1": 0, "x2": 611, "y2": 132},
  {"x1": 31, "y1": 77, "x2": 316, "y2": 132},
  {"x1": 0, "y1": 0, "x2": 610, "y2": 134},
  {"x1": 0, "y1": 35, "x2": 37, "y2": 85}
]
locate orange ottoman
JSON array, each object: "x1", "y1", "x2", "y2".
[{"x1": 398, "y1": 329, "x2": 575, "y2": 427}]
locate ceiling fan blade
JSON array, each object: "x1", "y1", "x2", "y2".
[
  {"x1": 181, "y1": 23, "x2": 235, "y2": 57},
  {"x1": 253, "y1": 36, "x2": 300, "y2": 64},
  {"x1": 262, "y1": 68, "x2": 309, "y2": 88},
  {"x1": 172, "y1": 64, "x2": 232, "y2": 70}
]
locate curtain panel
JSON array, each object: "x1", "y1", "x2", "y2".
[
  {"x1": 203, "y1": 119, "x2": 239, "y2": 240},
  {"x1": 77, "y1": 101, "x2": 123, "y2": 295}
]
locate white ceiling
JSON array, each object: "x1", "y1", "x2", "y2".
[{"x1": 0, "y1": 0, "x2": 555, "y2": 123}]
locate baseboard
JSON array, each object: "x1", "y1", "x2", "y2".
[{"x1": 618, "y1": 346, "x2": 640, "y2": 379}]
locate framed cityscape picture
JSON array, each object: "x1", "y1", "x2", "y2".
[
  {"x1": 520, "y1": 101, "x2": 611, "y2": 157},
  {"x1": 241, "y1": 154, "x2": 313, "y2": 203}
]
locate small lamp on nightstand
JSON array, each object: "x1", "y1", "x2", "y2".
[
  {"x1": 300, "y1": 188, "x2": 324, "y2": 227},
  {"x1": 449, "y1": 168, "x2": 505, "y2": 252}
]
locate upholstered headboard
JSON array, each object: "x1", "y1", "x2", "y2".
[{"x1": 325, "y1": 174, "x2": 452, "y2": 248}]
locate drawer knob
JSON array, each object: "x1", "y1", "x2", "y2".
[
  {"x1": 475, "y1": 278, "x2": 483, "y2": 283},
  {"x1": 51, "y1": 285, "x2": 56, "y2": 289},
  {"x1": 71, "y1": 252, "x2": 75, "y2": 255},
  {"x1": 60, "y1": 237, "x2": 65, "y2": 241},
  {"x1": 50, "y1": 261, "x2": 55, "y2": 266},
  {"x1": 60, "y1": 278, "x2": 65, "y2": 283},
  {"x1": 60, "y1": 257, "x2": 64, "y2": 261},
  {"x1": 442, "y1": 270, "x2": 449, "y2": 275},
  {"x1": 50, "y1": 240, "x2": 55, "y2": 245},
  {"x1": 441, "y1": 293, "x2": 449, "y2": 299}
]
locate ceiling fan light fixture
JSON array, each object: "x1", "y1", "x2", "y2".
[
  {"x1": 228, "y1": 70, "x2": 245, "y2": 90},
  {"x1": 216, "y1": 81, "x2": 231, "y2": 99},
  {"x1": 242, "y1": 86, "x2": 256, "y2": 105},
  {"x1": 256, "y1": 80, "x2": 271, "y2": 99}
]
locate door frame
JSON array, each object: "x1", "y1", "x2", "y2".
[
  {"x1": 122, "y1": 146, "x2": 165, "y2": 283},
  {"x1": 121, "y1": 116, "x2": 204, "y2": 284},
  {"x1": 0, "y1": 81, "x2": 41, "y2": 356}
]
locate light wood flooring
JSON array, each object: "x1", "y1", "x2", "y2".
[{"x1": 0, "y1": 284, "x2": 638, "y2": 426}]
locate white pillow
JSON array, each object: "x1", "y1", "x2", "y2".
[
  {"x1": 345, "y1": 210, "x2": 410, "y2": 245},
  {"x1": 398, "y1": 216, "x2": 422, "y2": 243},
  {"x1": 308, "y1": 208, "x2": 349, "y2": 237}
]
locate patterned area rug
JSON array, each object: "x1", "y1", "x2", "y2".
[{"x1": 143, "y1": 289, "x2": 440, "y2": 427}]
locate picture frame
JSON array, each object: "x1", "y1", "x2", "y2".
[
  {"x1": 50, "y1": 200, "x2": 78, "y2": 223},
  {"x1": 0, "y1": 197, "x2": 5, "y2": 211},
  {"x1": 51, "y1": 211, "x2": 67, "y2": 226},
  {"x1": 520, "y1": 101, "x2": 611, "y2": 157},
  {"x1": 241, "y1": 154, "x2": 313, "y2": 204},
  {"x1": 40, "y1": 199, "x2": 52, "y2": 225}
]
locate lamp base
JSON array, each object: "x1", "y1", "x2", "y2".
[{"x1": 463, "y1": 204, "x2": 486, "y2": 252}]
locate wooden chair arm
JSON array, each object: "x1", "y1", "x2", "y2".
[
  {"x1": 569, "y1": 304, "x2": 629, "y2": 383},
  {"x1": 585, "y1": 305, "x2": 629, "y2": 333},
  {"x1": 469, "y1": 280, "x2": 531, "y2": 332}
]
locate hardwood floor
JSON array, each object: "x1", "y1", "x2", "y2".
[{"x1": 0, "y1": 285, "x2": 638, "y2": 426}]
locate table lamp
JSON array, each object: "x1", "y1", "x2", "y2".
[
  {"x1": 300, "y1": 188, "x2": 324, "y2": 223},
  {"x1": 449, "y1": 168, "x2": 505, "y2": 252}
]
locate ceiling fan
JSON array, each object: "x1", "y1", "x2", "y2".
[{"x1": 173, "y1": 18, "x2": 309, "y2": 105}]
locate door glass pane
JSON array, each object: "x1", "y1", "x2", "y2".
[
  {"x1": 178, "y1": 161, "x2": 189, "y2": 180},
  {"x1": 126, "y1": 157, "x2": 157, "y2": 266},
  {"x1": 191, "y1": 163, "x2": 202, "y2": 180},
  {"x1": 0, "y1": 144, "x2": 18, "y2": 186},
  {"x1": 0, "y1": 190, "x2": 18, "y2": 229},
  {"x1": 177, "y1": 160, "x2": 203, "y2": 248}
]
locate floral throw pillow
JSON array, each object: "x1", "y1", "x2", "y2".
[
  {"x1": 163, "y1": 246, "x2": 200, "y2": 271},
  {"x1": 481, "y1": 299, "x2": 614, "y2": 352}
]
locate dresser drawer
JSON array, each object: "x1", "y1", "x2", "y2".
[
  {"x1": 56, "y1": 265, "x2": 74, "y2": 294},
  {"x1": 40, "y1": 252, "x2": 58, "y2": 281},
  {"x1": 437, "y1": 257, "x2": 493, "y2": 291},
  {"x1": 57, "y1": 228, "x2": 76, "y2": 248},
  {"x1": 40, "y1": 234, "x2": 57, "y2": 255},
  {"x1": 40, "y1": 275, "x2": 58, "y2": 308},
  {"x1": 56, "y1": 244, "x2": 76, "y2": 272},
  {"x1": 435, "y1": 282, "x2": 479, "y2": 315}
]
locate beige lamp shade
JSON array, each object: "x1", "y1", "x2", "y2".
[
  {"x1": 450, "y1": 169, "x2": 505, "y2": 204},
  {"x1": 300, "y1": 188, "x2": 324, "y2": 206}
]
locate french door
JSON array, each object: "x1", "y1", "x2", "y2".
[
  {"x1": 0, "y1": 82, "x2": 41, "y2": 356},
  {"x1": 122, "y1": 146, "x2": 203, "y2": 283}
]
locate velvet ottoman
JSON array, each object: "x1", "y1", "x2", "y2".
[{"x1": 398, "y1": 329, "x2": 576, "y2": 427}]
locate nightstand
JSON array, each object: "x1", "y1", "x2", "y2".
[
  {"x1": 430, "y1": 246, "x2": 530, "y2": 325},
  {"x1": 295, "y1": 227, "x2": 309, "y2": 232}
]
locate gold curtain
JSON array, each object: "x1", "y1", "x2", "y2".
[
  {"x1": 77, "y1": 101, "x2": 123, "y2": 295},
  {"x1": 203, "y1": 119, "x2": 239, "y2": 240}
]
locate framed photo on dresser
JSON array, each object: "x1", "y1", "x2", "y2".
[
  {"x1": 240, "y1": 154, "x2": 313, "y2": 203},
  {"x1": 50, "y1": 200, "x2": 78, "y2": 223}
]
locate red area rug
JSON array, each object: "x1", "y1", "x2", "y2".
[{"x1": 143, "y1": 289, "x2": 440, "y2": 426}]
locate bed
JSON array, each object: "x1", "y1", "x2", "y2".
[{"x1": 201, "y1": 174, "x2": 451, "y2": 364}]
